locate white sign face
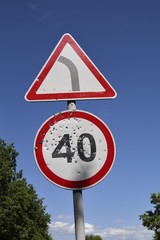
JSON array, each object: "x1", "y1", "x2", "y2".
[
  {"x1": 34, "y1": 110, "x2": 116, "y2": 190},
  {"x1": 25, "y1": 33, "x2": 117, "y2": 102},
  {"x1": 36, "y1": 43, "x2": 105, "y2": 94}
]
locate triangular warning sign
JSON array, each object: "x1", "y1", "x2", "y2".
[{"x1": 25, "y1": 33, "x2": 117, "y2": 102}]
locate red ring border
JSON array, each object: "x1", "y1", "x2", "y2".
[{"x1": 34, "y1": 110, "x2": 116, "y2": 190}]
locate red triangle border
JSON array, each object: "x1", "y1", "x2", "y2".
[{"x1": 25, "y1": 33, "x2": 117, "y2": 102}]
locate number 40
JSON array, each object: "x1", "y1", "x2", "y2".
[{"x1": 52, "y1": 133, "x2": 96, "y2": 163}]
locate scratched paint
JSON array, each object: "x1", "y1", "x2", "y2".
[
  {"x1": 34, "y1": 110, "x2": 115, "y2": 189},
  {"x1": 41, "y1": 116, "x2": 107, "y2": 181}
]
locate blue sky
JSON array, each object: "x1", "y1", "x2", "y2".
[{"x1": 0, "y1": 1, "x2": 160, "y2": 239}]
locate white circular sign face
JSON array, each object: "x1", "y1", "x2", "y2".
[{"x1": 34, "y1": 110, "x2": 116, "y2": 190}]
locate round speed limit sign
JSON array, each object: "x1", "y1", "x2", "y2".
[{"x1": 34, "y1": 110, "x2": 116, "y2": 190}]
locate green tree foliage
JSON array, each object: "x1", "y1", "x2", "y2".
[
  {"x1": 139, "y1": 193, "x2": 160, "y2": 240},
  {"x1": 0, "y1": 139, "x2": 53, "y2": 240},
  {"x1": 85, "y1": 234, "x2": 102, "y2": 240}
]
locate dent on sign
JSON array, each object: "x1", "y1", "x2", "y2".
[{"x1": 34, "y1": 110, "x2": 116, "y2": 190}]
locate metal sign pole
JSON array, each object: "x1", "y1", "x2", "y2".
[
  {"x1": 73, "y1": 190, "x2": 85, "y2": 240},
  {"x1": 67, "y1": 101, "x2": 85, "y2": 240}
]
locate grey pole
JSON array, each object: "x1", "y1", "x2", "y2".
[
  {"x1": 67, "y1": 100, "x2": 85, "y2": 240},
  {"x1": 73, "y1": 190, "x2": 85, "y2": 240}
]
